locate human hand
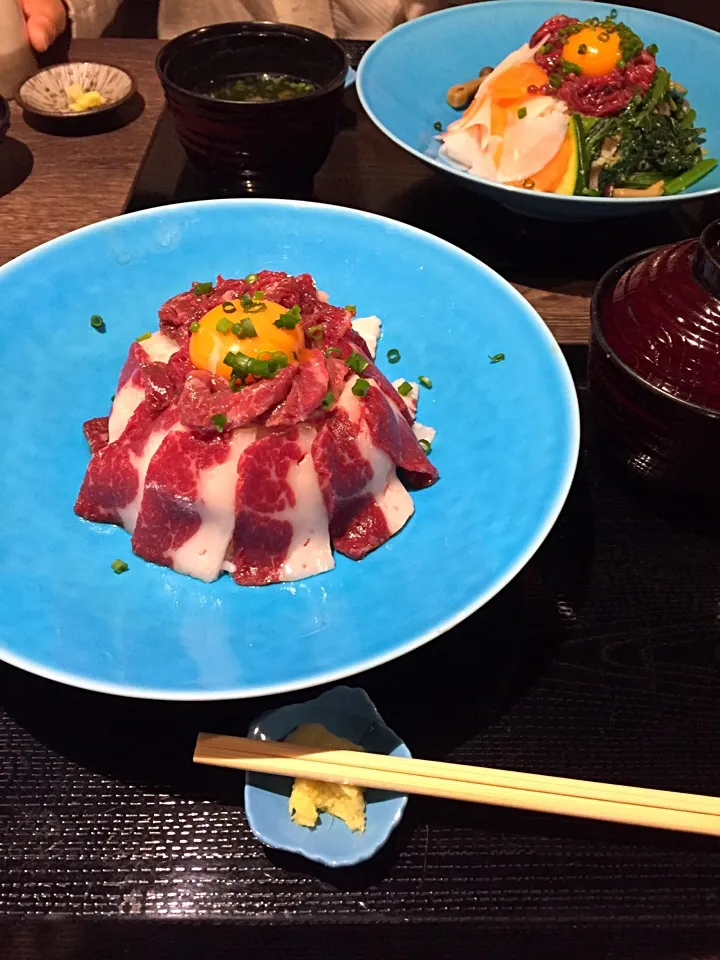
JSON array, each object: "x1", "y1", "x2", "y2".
[{"x1": 21, "y1": 0, "x2": 67, "y2": 53}]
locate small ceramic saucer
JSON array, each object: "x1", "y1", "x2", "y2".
[{"x1": 17, "y1": 62, "x2": 134, "y2": 120}]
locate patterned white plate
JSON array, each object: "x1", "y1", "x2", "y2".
[{"x1": 17, "y1": 62, "x2": 134, "y2": 118}]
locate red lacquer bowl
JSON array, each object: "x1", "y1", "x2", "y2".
[{"x1": 589, "y1": 219, "x2": 720, "y2": 494}]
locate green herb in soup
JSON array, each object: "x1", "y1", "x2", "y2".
[{"x1": 203, "y1": 73, "x2": 318, "y2": 103}]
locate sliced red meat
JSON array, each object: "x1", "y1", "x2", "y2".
[
  {"x1": 312, "y1": 379, "x2": 414, "y2": 560},
  {"x1": 132, "y1": 426, "x2": 257, "y2": 581},
  {"x1": 178, "y1": 367, "x2": 295, "y2": 432},
  {"x1": 339, "y1": 331, "x2": 414, "y2": 425},
  {"x1": 361, "y1": 384, "x2": 439, "y2": 489},
  {"x1": 158, "y1": 276, "x2": 251, "y2": 334},
  {"x1": 83, "y1": 417, "x2": 109, "y2": 456},
  {"x1": 75, "y1": 403, "x2": 183, "y2": 532},
  {"x1": 327, "y1": 356, "x2": 350, "y2": 399},
  {"x1": 229, "y1": 424, "x2": 332, "y2": 585},
  {"x1": 264, "y1": 350, "x2": 329, "y2": 427}
]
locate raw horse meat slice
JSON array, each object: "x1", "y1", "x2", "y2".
[
  {"x1": 361, "y1": 384, "x2": 439, "y2": 489},
  {"x1": 132, "y1": 426, "x2": 257, "y2": 582},
  {"x1": 75, "y1": 403, "x2": 184, "y2": 533},
  {"x1": 342, "y1": 331, "x2": 414, "y2": 425},
  {"x1": 229, "y1": 424, "x2": 333, "y2": 585},
  {"x1": 264, "y1": 349, "x2": 329, "y2": 427},
  {"x1": 178, "y1": 367, "x2": 295, "y2": 432},
  {"x1": 108, "y1": 334, "x2": 180, "y2": 443},
  {"x1": 312, "y1": 378, "x2": 414, "y2": 561},
  {"x1": 83, "y1": 417, "x2": 109, "y2": 456}
]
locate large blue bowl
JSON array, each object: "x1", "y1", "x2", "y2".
[
  {"x1": 0, "y1": 199, "x2": 578, "y2": 699},
  {"x1": 357, "y1": 1, "x2": 720, "y2": 220}
]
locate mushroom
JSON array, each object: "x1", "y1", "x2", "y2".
[
  {"x1": 446, "y1": 67, "x2": 493, "y2": 109},
  {"x1": 613, "y1": 181, "x2": 665, "y2": 198}
]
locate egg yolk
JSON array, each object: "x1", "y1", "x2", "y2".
[
  {"x1": 563, "y1": 27, "x2": 622, "y2": 77},
  {"x1": 490, "y1": 61, "x2": 548, "y2": 102},
  {"x1": 189, "y1": 299, "x2": 305, "y2": 380}
]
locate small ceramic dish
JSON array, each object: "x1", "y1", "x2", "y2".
[
  {"x1": 245, "y1": 686, "x2": 410, "y2": 867},
  {"x1": 17, "y1": 62, "x2": 135, "y2": 119}
]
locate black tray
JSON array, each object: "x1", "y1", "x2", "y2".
[{"x1": 2, "y1": 42, "x2": 720, "y2": 960}]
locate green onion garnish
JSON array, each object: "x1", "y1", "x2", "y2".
[
  {"x1": 539, "y1": 43, "x2": 553, "y2": 54},
  {"x1": 433, "y1": 121, "x2": 443, "y2": 131},
  {"x1": 272, "y1": 351, "x2": 289, "y2": 369},
  {"x1": 245, "y1": 273, "x2": 258, "y2": 283},
  {"x1": 325, "y1": 346, "x2": 342, "y2": 358},
  {"x1": 274, "y1": 305, "x2": 302, "y2": 329},
  {"x1": 609, "y1": 7, "x2": 618, "y2": 18},
  {"x1": 397, "y1": 381, "x2": 413, "y2": 397},
  {"x1": 307, "y1": 325, "x2": 324, "y2": 340},
  {"x1": 111, "y1": 559, "x2": 128, "y2": 575},
  {"x1": 577, "y1": 43, "x2": 588, "y2": 54},
  {"x1": 135, "y1": 332, "x2": 152, "y2": 342},
  {"x1": 237, "y1": 318, "x2": 257, "y2": 338},
  {"x1": 322, "y1": 391, "x2": 335, "y2": 409},
  {"x1": 216, "y1": 317, "x2": 231, "y2": 334},
  {"x1": 240, "y1": 293, "x2": 253, "y2": 311},
  {"x1": 211, "y1": 413, "x2": 227, "y2": 432},
  {"x1": 517, "y1": 106, "x2": 527, "y2": 119},
  {"x1": 617, "y1": 59, "x2": 627, "y2": 70},
  {"x1": 189, "y1": 321, "x2": 200, "y2": 333},
  {"x1": 252, "y1": 290, "x2": 265, "y2": 302},
  {"x1": 418, "y1": 375, "x2": 432, "y2": 389},
  {"x1": 489, "y1": 353, "x2": 505, "y2": 364},
  {"x1": 549, "y1": 74, "x2": 562, "y2": 88},
  {"x1": 352, "y1": 378, "x2": 370, "y2": 398},
  {"x1": 562, "y1": 60, "x2": 582, "y2": 76},
  {"x1": 647, "y1": 43, "x2": 658, "y2": 56},
  {"x1": 90, "y1": 314, "x2": 105, "y2": 331},
  {"x1": 192, "y1": 281, "x2": 213, "y2": 295},
  {"x1": 347, "y1": 351, "x2": 369, "y2": 374},
  {"x1": 345, "y1": 305, "x2": 357, "y2": 316},
  {"x1": 110, "y1": 394, "x2": 115, "y2": 402},
  {"x1": 386, "y1": 348, "x2": 401, "y2": 364},
  {"x1": 418, "y1": 438, "x2": 432, "y2": 454},
  {"x1": 598, "y1": 31, "x2": 609, "y2": 42},
  {"x1": 222, "y1": 302, "x2": 237, "y2": 313}
]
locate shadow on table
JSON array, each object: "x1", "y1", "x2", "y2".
[{"x1": 0, "y1": 137, "x2": 33, "y2": 196}]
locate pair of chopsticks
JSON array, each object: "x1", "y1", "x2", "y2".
[{"x1": 194, "y1": 732, "x2": 720, "y2": 837}]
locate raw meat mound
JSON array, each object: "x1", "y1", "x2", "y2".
[{"x1": 75, "y1": 272, "x2": 439, "y2": 585}]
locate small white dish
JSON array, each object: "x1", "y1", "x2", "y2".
[{"x1": 17, "y1": 62, "x2": 135, "y2": 119}]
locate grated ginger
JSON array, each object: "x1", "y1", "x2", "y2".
[
  {"x1": 66, "y1": 83, "x2": 106, "y2": 113},
  {"x1": 287, "y1": 723, "x2": 366, "y2": 833}
]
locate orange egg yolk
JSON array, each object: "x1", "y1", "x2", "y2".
[
  {"x1": 189, "y1": 299, "x2": 305, "y2": 381},
  {"x1": 490, "y1": 61, "x2": 548, "y2": 102},
  {"x1": 562, "y1": 27, "x2": 622, "y2": 77}
]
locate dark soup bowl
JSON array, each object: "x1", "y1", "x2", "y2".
[
  {"x1": 588, "y1": 219, "x2": 720, "y2": 496},
  {"x1": 156, "y1": 21, "x2": 347, "y2": 195}
]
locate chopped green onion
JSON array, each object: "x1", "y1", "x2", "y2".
[
  {"x1": 418, "y1": 375, "x2": 432, "y2": 389},
  {"x1": 433, "y1": 121, "x2": 443, "y2": 131},
  {"x1": 598, "y1": 31, "x2": 609, "y2": 42},
  {"x1": 274, "y1": 305, "x2": 302, "y2": 329},
  {"x1": 222, "y1": 302, "x2": 237, "y2": 313},
  {"x1": 224, "y1": 351, "x2": 252, "y2": 378},
  {"x1": 245, "y1": 273, "x2": 258, "y2": 283},
  {"x1": 135, "y1": 332, "x2": 152, "y2": 342},
  {"x1": 192, "y1": 281, "x2": 213, "y2": 295},
  {"x1": 238, "y1": 318, "x2": 257, "y2": 338},
  {"x1": 609, "y1": 7, "x2": 618, "y2": 18},
  {"x1": 539, "y1": 43, "x2": 553, "y2": 54},
  {"x1": 248, "y1": 302, "x2": 267, "y2": 314},
  {"x1": 252, "y1": 290, "x2": 265, "y2": 302},
  {"x1": 325, "y1": 346, "x2": 342, "y2": 358},
  {"x1": 307, "y1": 324, "x2": 324, "y2": 340},
  {"x1": 189, "y1": 321, "x2": 200, "y2": 333},
  {"x1": 397, "y1": 381, "x2": 413, "y2": 397},
  {"x1": 345, "y1": 304, "x2": 357, "y2": 316},
  {"x1": 240, "y1": 293, "x2": 253, "y2": 311},
  {"x1": 562, "y1": 60, "x2": 582, "y2": 76},
  {"x1": 517, "y1": 106, "x2": 527, "y2": 119},
  {"x1": 352, "y1": 378, "x2": 370, "y2": 398},
  {"x1": 110, "y1": 394, "x2": 115, "y2": 402},
  {"x1": 231, "y1": 322, "x2": 243, "y2": 337},
  {"x1": 418, "y1": 438, "x2": 432, "y2": 454},
  {"x1": 322, "y1": 391, "x2": 335, "y2": 409},
  {"x1": 617, "y1": 59, "x2": 627, "y2": 70},
  {"x1": 90, "y1": 314, "x2": 105, "y2": 331},
  {"x1": 549, "y1": 74, "x2": 562, "y2": 88},
  {"x1": 489, "y1": 353, "x2": 506, "y2": 364},
  {"x1": 216, "y1": 317, "x2": 231, "y2": 334},
  {"x1": 211, "y1": 412, "x2": 227, "y2": 432},
  {"x1": 111, "y1": 559, "x2": 128, "y2": 575},
  {"x1": 577, "y1": 43, "x2": 588, "y2": 54},
  {"x1": 271, "y1": 351, "x2": 289, "y2": 369},
  {"x1": 346, "y1": 351, "x2": 369, "y2": 374},
  {"x1": 647, "y1": 42, "x2": 659, "y2": 56},
  {"x1": 386, "y1": 348, "x2": 401, "y2": 364}
]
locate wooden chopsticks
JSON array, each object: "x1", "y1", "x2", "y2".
[{"x1": 194, "y1": 732, "x2": 720, "y2": 837}]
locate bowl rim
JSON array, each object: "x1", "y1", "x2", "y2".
[
  {"x1": 356, "y1": 0, "x2": 720, "y2": 208},
  {"x1": 16, "y1": 61, "x2": 136, "y2": 119},
  {"x1": 590, "y1": 240, "x2": 720, "y2": 420},
  {"x1": 156, "y1": 20, "x2": 348, "y2": 107},
  {"x1": 0, "y1": 96, "x2": 9, "y2": 137}
]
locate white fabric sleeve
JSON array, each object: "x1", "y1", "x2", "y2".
[{"x1": 65, "y1": 0, "x2": 122, "y2": 37}]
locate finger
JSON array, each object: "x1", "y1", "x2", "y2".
[{"x1": 26, "y1": 16, "x2": 56, "y2": 52}]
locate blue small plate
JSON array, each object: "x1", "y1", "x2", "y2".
[
  {"x1": 245, "y1": 686, "x2": 410, "y2": 867},
  {"x1": 358, "y1": 1, "x2": 720, "y2": 220}
]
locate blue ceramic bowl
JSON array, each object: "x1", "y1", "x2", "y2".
[
  {"x1": 357, "y1": 1, "x2": 720, "y2": 220},
  {"x1": 245, "y1": 686, "x2": 410, "y2": 867},
  {"x1": 0, "y1": 198, "x2": 578, "y2": 699}
]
